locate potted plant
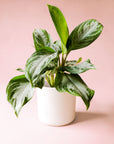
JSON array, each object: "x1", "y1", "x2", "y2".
[{"x1": 6, "y1": 4, "x2": 103, "y2": 126}]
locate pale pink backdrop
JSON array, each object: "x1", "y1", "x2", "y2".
[{"x1": 0, "y1": 0, "x2": 114, "y2": 144}]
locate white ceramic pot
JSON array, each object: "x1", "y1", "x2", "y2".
[{"x1": 37, "y1": 87, "x2": 76, "y2": 126}]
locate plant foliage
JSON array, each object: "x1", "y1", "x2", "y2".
[{"x1": 6, "y1": 5, "x2": 103, "y2": 116}]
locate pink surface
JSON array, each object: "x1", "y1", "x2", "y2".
[{"x1": 0, "y1": 0, "x2": 114, "y2": 144}]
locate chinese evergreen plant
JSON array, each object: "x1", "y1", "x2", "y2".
[{"x1": 6, "y1": 5, "x2": 103, "y2": 116}]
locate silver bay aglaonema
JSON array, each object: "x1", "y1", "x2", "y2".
[{"x1": 6, "y1": 4, "x2": 103, "y2": 116}]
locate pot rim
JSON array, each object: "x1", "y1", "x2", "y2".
[{"x1": 42, "y1": 81, "x2": 56, "y2": 89}]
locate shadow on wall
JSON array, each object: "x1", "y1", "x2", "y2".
[{"x1": 72, "y1": 111, "x2": 108, "y2": 124}]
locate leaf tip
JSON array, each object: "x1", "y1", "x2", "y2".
[
  {"x1": 86, "y1": 88, "x2": 95, "y2": 110},
  {"x1": 86, "y1": 105, "x2": 89, "y2": 110},
  {"x1": 93, "y1": 66, "x2": 96, "y2": 70},
  {"x1": 47, "y1": 4, "x2": 52, "y2": 9}
]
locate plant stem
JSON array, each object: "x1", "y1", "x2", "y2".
[
  {"x1": 61, "y1": 52, "x2": 69, "y2": 66},
  {"x1": 46, "y1": 75, "x2": 51, "y2": 86},
  {"x1": 62, "y1": 54, "x2": 64, "y2": 66},
  {"x1": 59, "y1": 57, "x2": 60, "y2": 66},
  {"x1": 50, "y1": 74, "x2": 55, "y2": 87}
]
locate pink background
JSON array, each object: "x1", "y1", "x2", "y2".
[{"x1": 0, "y1": 0, "x2": 114, "y2": 144}]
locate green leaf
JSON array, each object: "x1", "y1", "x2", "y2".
[
  {"x1": 67, "y1": 19, "x2": 103, "y2": 52},
  {"x1": 61, "y1": 42, "x2": 67, "y2": 54},
  {"x1": 6, "y1": 75, "x2": 34, "y2": 116},
  {"x1": 55, "y1": 72, "x2": 94, "y2": 109},
  {"x1": 33, "y1": 29, "x2": 53, "y2": 51},
  {"x1": 54, "y1": 40, "x2": 61, "y2": 48},
  {"x1": 65, "y1": 60, "x2": 77, "y2": 66},
  {"x1": 76, "y1": 57, "x2": 82, "y2": 64},
  {"x1": 62, "y1": 59, "x2": 95, "y2": 74},
  {"x1": 54, "y1": 40, "x2": 62, "y2": 53},
  {"x1": 51, "y1": 44, "x2": 62, "y2": 54},
  {"x1": 36, "y1": 46, "x2": 55, "y2": 53},
  {"x1": 48, "y1": 5, "x2": 69, "y2": 54},
  {"x1": 25, "y1": 48, "x2": 58, "y2": 87},
  {"x1": 33, "y1": 29, "x2": 61, "y2": 54},
  {"x1": 65, "y1": 58, "x2": 82, "y2": 66},
  {"x1": 47, "y1": 57, "x2": 58, "y2": 71},
  {"x1": 16, "y1": 68, "x2": 24, "y2": 72},
  {"x1": 32, "y1": 74, "x2": 45, "y2": 88}
]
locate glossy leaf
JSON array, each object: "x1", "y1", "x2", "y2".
[
  {"x1": 48, "y1": 5, "x2": 69, "y2": 54},
  {"x1": 25, "y1": 48, "x2": 58, "y2": 87},
  {"x1": 6, "y1": 75, "x2": 34, "y2": 116},
  {"x1": 32, "y1": 74, "x2": 45, "y2": 88},
  {"x1": 67, "y1": 19, "x2": 103, "y2": 52},
  {"x1": 54, "y1": 40, "x2": 61, "y2": 48},
  {"x1": 65, "y1": 60, "x2": 77, "y2": 66},
  {"x1": 65, "y1": 58, "x2": 82, "y2": 66},
  {"x1": 55, "y1": 72, "x2": 94, "y2": 109},
  {"x1": 51, "y1": 44, "x2": 62, "y2": 54},
  {"x1": 62, "y1": 59, "x2": 95, "y2": 74},
  {"x1": 54, "y1": 40, "x2": 62, "y2": 53},
  {"x1": 33, "y1": 29, "x2": 53, "y2": 51},
  {"x1": 36, "y1": 46, "x2": 55, "y2": 53}
]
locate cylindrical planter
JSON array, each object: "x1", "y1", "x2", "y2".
[{"x1": 37, "y1": 87, "x2": 76, "y2": 126}]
